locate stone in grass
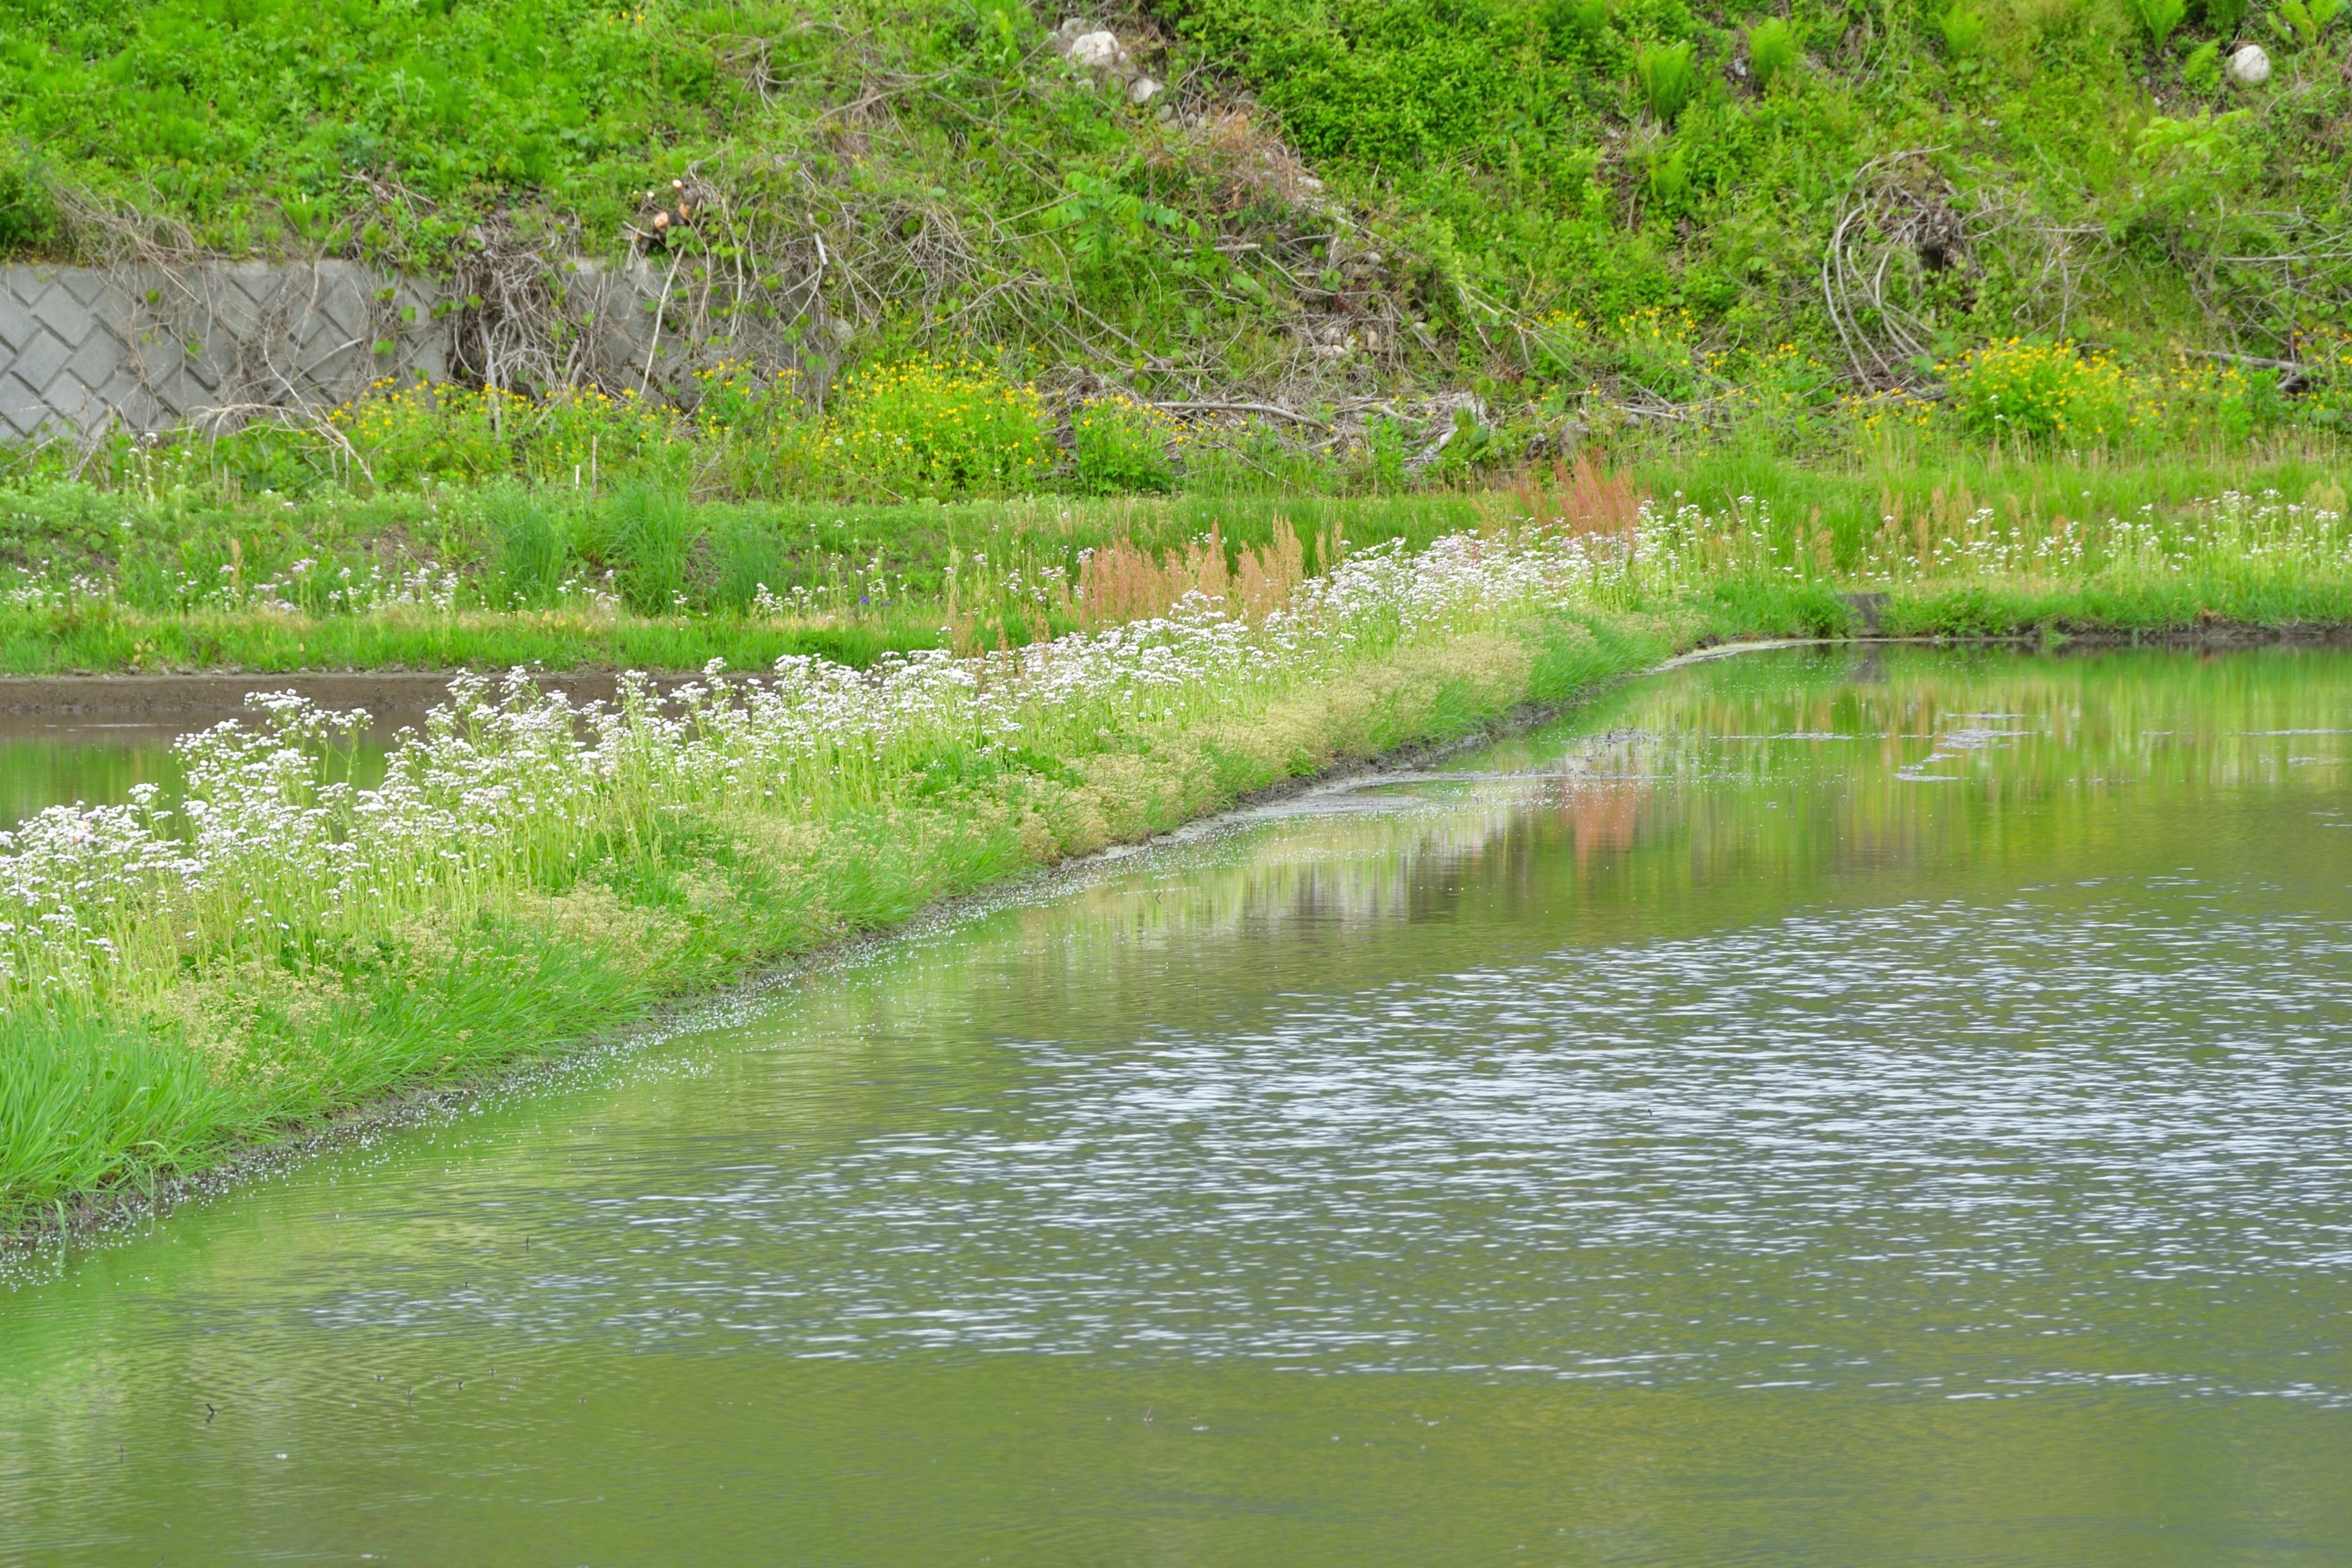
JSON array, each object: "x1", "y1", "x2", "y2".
[
  {"x1": 1068, "y1": 30, "x2": 1128, "y2": 71},
  {"x1": 2228, "y1": 43, "x2": 2271, "y2": 85}
]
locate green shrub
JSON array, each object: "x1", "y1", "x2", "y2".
[
  {"x1": 1635, "y1": 40, "x2": 1698, "y2": 123},
  {"x1": 823, "y1": 356, "x2": 1052, "y2": 499},
  {"x1": 692, "y1": 360, "x2": 804, "y2": 434},
  {"x1": 0, "y1": 143, "x2": 56, "y2": 254},
  {"x1": 1550, "y1": 0, "x2": 1614, "y2": 43},
  {"x1": 1615, "y1": 305, "x2": 1714, "y2": 401},
  {"x1": 331, "y1": 378, "x2": 518, "y2": 487},
  {"x1": 1069, "y1": 395, "x2": 1180, "y2": 495},
  {"x1": 1746, "y1": 18, "x2": 1801, "y2": 91},
  {"x1": 2201, "y1": 0, "x2": 2250, "y2": 32},
  {"x1": 1942, "y1": 339, "x2": 2135, "y2": 444},
  {"x1": 1940, "y1": 4, "x2": 1989, "y2": 56},
  {"x1": 2129, "y1": 0, "x2": 2188, "y2": 47}
]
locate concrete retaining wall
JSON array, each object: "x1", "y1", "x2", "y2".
[{"x1": 0, "y1": 257, "x2": 727, "y2": 439}]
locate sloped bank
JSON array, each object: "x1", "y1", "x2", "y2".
[
  {"x1": 0, "y1": 530, "x2": 1691, "y2": 1231},
  {"x1": 9, "y1": 541, "x2": 2352, "y2": 1237}
]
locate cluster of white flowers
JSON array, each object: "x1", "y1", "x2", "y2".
[
  {"x1": 1842, "y1": 490, "x2": 2352, "y2": 584},
  {"x1": 0, "y1": 527, "x2": 1649, "y2": 1011},
  {"x1": 0, "y1": 555, "x2": 480, "y2": 616},
  {"x1": 9, "y1": 485, "x2": 2335, "y2": 1012},
  {"x1": 1606, "y1": 488, "x2": 2351, "y2": 588}
]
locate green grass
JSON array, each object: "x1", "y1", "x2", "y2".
[
  {"x1": 6, "y1": 0, "x2": 2350, "y2": 417},
  {"x1": 0, "y1": 454, "x2": 2345, "y2": 673},
  {"x1": 0, "y1": 603, "x2": 948, "y2": 674},
  {"x1": 0, "y1": 485, "x2": 1504, "y2": 669},
  {"x1": 1634, "y1": 445, "x2": 2352, "y2": 561}
]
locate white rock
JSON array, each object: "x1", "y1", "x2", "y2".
[
  {"x1": 2228, "y1": 43, "x2": 2271, "y2": 85},
  {"x1": 1069, "y1": 30, "x2": 1126, "y2": 70},
  {"x1": 1128, "y1": 76, "x2": 1162, "y2": 105}
]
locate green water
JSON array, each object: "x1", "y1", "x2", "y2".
[
  {"x1": 0, "y1": 725, "x2": 187, "y2": 829},
  {"x1": 5, "y1": 645, "x2": 2352, "y2": 1566},
  {"x1": 0, "y1": 723, "x2": 389, "y2": 831}
]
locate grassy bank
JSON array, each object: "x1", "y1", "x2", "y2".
[
  {"x1": 0, "y1": 533, "x2": 1684, "y2": 1228},
  {"x1": 4, "y1": 471, "x2": 2350, "y2": 1230},
  {"x1": 8, "y1": 0, "x2": 2350, "y2": 409},
  {"x1": 0, "y1": 448, "x2": 2345, "y2": 673}
]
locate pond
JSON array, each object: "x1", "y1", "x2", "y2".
[
  {"x1": 4, "y1": 644, "x2": 2351, "y2": 1566},
  {"x1": 0, "y1": 669, "x2": 717, "y2": 830}
]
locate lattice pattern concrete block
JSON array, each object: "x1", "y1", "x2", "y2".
[{"x1": 2, "y1": 258, "x2": 799, "y2": 437}]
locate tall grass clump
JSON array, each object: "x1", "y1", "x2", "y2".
[
  {"x1": 1635, "y1": 41, "x2": 1699, "y2": 124},
  {"x1": 1746, "y1": 19, "x2": 1802, "y2": 91}
]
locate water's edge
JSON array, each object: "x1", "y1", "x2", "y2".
[{"x1": 7, "y1": 621, "x2": 2332, "y2": 1251}]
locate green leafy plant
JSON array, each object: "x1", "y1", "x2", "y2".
[
  {"x1": 692, "y1": 360, "x2": 803, "y2": 434},
  {"x1": 1363, "y1": 415, "x2": 1411, "y2": 489},
  {"x1": 823, "y1": 356, "x2": 1053, "y2": 499},
  {"x1": 1614, "y1": 304, "x2": 1715, "y2": 401},
  {"x1": 330, "y1": 377, "x2": 519, "y2": 486},
  {"x1": 1549, "y1": 0, "x2": 1614, "y2": 42},
  {"x1": 2272, "y1": 0, "x2": 2343, "y2": 46},
  {"x1": 0, "y1": 144, "x2": 56, "y2": 255},
  {"x1": 2129, "y1": 0, "x2": 2188, "y2": 47},
  {"x1": 1646, "y1": 145, "x2": 1692, "y2": 206},
  {"x1": 1939, "y1": 4, "x2": 1989, "y2": 58},
  {"x1": 2202, "y1": 0, "x2": 2250, "y2": 32},
  {"x1": 1942, "y1": 339, "x2": 2135, "y2": 443},
  {"x1": 1635, "y1": 40, "x2": 1698, "y2": 123},
  {"x1": 1069, "y1": 395, "x2": 1182, "y2": 494},
  {"x1": 1043, "y1": 170, "x2": 1201, "y2": 270},
  {"x1": 2182, "y1": 39, "x2": 2224, "y2": 86},
  {"x1": 1746, "y1": 18, "x2": 1802, "y2": 91}
]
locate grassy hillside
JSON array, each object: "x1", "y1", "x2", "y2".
[{"x1": 5, "y1": 0, "x2": 2349, "y2": 417}]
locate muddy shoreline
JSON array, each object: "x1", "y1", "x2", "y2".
[{"x1": 5, "y1": 621, "x2": 2348, "y2": 729}]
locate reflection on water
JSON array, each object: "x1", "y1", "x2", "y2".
[
  {"x1": 4, "y1": 646, "x2": 2351, "y2": 1566},
  {"x1": 0, "y1": 726, "x2": 188, "y2": 829},
  {"x1": 0, "y1": 724, "x2": 390, "y2": 831}
]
